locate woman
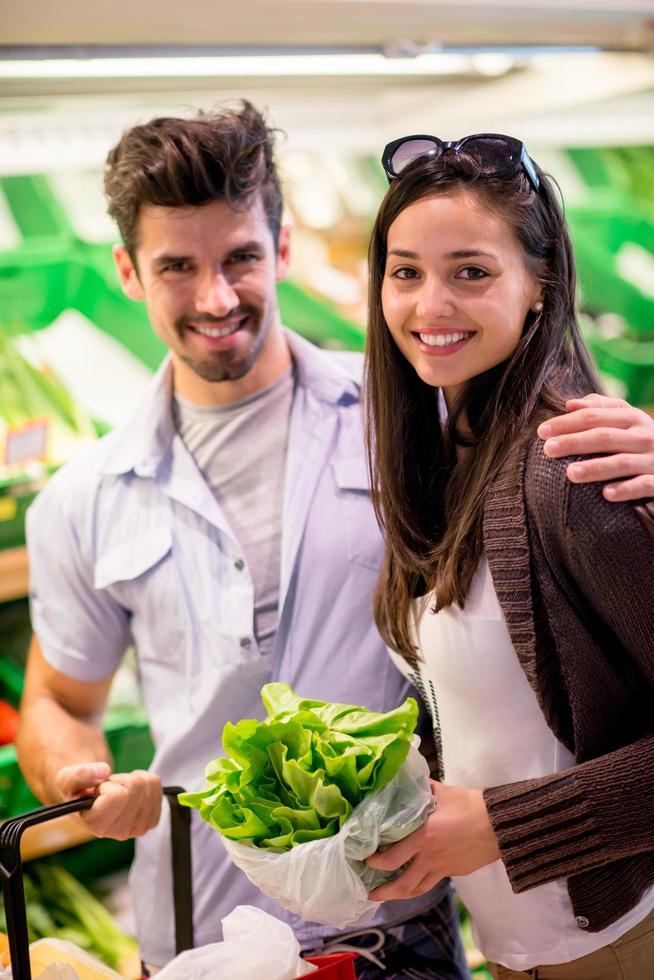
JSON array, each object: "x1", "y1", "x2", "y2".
[{"x1": 362, "y1": 134, "x2": 654, "y2": 978}]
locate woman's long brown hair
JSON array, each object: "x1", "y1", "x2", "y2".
[{"x1": 364, "y1": 153, "x2": 602, "y2": 663}]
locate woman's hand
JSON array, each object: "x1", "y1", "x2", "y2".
[
  {"x1": 366, "y1": 781, "x2": 501, "y2": 901},
  {"x1": 538, "y1": 394, "x2": 654, "y2": 502}
]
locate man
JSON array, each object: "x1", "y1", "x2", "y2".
[{"x1": 16, "y1": 102, "x2": 654, "y2": 977}]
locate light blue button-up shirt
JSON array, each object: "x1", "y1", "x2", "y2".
[{"x1": 27, "y1": 329, "x2": 448, "y2": 966}]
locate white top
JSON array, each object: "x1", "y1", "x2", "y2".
[
  {"x1": 389, "y1": 555, "x2": 654, "y2": 970},
  {"x1": 173, "y1": 367, "x2": 294, "y2": 659}
]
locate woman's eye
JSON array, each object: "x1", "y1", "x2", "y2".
[
  {"x1": 391, "y1": 266, "x2": 419, "y2": 281},
  {"x1": 457, "y1": 266, "x2": 488, "y2": 280}
]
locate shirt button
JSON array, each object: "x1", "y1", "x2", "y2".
[
  {"x1": 234, "y1": 558, "x2": 245, "y2": 571},
  {"x1": 575, "y1": 915, "x2": 589, "y2": 929},
  {"x1": 239, "y1": 637, "x2": 252, "y2": 649}
]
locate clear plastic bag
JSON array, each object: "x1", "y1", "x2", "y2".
[
  {"x1": 155, "y1": 906, "x2": 317, "y2": 979},
  {"x1": 222, "y1": 740, "x2": 434, "y2": 929}
]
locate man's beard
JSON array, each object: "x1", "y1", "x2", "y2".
[{"x1": 174, "y1": 306, "x2": 270, "y2": 383}]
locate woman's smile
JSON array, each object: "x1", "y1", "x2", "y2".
[
  {"x1": 413, "y1": 329, "x2": 476, "y2": 356},
  {"x1": 382, "y1": 190, "x2": 541, "y2": 405}
]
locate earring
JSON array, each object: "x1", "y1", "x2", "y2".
[{"x1": 533, "y1": 301, "x2": 543, "y2": 313}]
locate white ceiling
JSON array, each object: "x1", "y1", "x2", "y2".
[
  {"x1": 0, "y1": 1, "x2": 653, "y2": 171},
  {"x1": 3, "y1": 0, "x2": 654, "y2": 49}
]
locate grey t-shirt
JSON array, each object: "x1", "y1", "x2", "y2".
[{"x1": 173, "y1": 367, "x2": 294, "y2": 659}]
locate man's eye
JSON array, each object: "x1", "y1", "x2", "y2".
[
  {"x1": 457, "y1": 266, "x2": 488, "y2": 280},
  {"x1": 230, "y1": 252, "x2": 259, "y2": 265},
  {"x1": 163, "y1": 261, "x2": 191, "y2": 273}
]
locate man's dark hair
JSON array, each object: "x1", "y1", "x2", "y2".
[{"x1": 104, "y1": 100, "x2": 283, "y2": 260}]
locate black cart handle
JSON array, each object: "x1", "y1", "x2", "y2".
[{"x1": 0, "y1": 785, "x2": 194, "y2": 980}]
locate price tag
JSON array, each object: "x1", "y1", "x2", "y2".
[{"x1": 3, "y1": 417, "x2": 48, "y2": 465}]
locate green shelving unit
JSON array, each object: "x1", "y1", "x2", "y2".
[
  {"x1": 0, "y1": 174, "x2": 363, "y2": 370},
  {"x1": 0, "y1": 603, "x2": 154, "y2": 876},
  {"x1": 0, "y1": 628, "x2": 154, "y2": 825},
  {"x1": 565, "y1": 147, "x2": 654, "y2": 404}
]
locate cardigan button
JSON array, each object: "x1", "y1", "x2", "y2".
[{"x1": 575, "y1": 915, "x2": 589, "y2": 929}]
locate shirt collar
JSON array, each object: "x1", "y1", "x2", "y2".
[
  {"x1": 284, "y1": 329, "x2": 361, "y2": 406},
  {"x1": 99, "y1": 329, "x2": 362, "y2": 477},
  {"x1": 100, "y1": 356, "x2": 176, "y2": 477}
]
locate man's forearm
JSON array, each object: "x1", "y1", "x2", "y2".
[{"x1": 16, "y1": 695, "x2": 112, "y2": 804}]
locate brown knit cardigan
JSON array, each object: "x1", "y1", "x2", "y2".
[{"x1": 481, "y1": 435, "x2": 654, "y2": 932}]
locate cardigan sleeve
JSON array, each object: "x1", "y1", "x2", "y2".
[
  {"x1": 484, "y1": 732, "x2": 654, "y2": 891},
  {"x1": 484, "y1": 454, "x2": 654, "y2": 892}
]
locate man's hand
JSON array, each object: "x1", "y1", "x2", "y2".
[
  {"x1": 538, "y1": 394, "x2": 654, "y2": 502},
  {"x1": 366, "y1": 782, "x2": 500, "y2": 901},
  {"x1": 56, "y1": 762, "x2": 163, "y2": 841}
]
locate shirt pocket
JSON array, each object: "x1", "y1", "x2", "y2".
[
  {"x1": 332, "y1": 456, "x2": 384, "y2": 573},
  {"x1": 93, "y1": 527, "x2": 186, "y2": 664}
]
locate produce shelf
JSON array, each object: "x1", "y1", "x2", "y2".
[
  {"x1": 19, "y1": 814, "x2": 93, "y2": 862},
  {"x1": 0, "y1": 547, "x2": 28, "y2": 602},
  {"x1": 0, "y1": 707, "x2": 154, "y2": 824},
  {"x1": 0, "y1": 706, "x2": 154, "y2": 878}
]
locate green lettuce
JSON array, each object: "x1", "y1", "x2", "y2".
[{"x1": 179, "y1": 683, "x2": 418, "y2": 852}]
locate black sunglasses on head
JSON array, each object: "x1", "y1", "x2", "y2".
[{"x1": 381, "y1": 133, "x2": 540, "y2": 193}]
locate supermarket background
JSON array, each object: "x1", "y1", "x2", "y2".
[{"x1": 0, "y1": 0, "x2": 653, "y2": 975}]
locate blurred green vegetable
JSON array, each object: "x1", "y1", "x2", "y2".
[
  {"x1": 0, "y1": 328, "x2": 96, "y2": 471},
  {"x1": 0, "y1": 859, "x2": 138, "y2": 973},
  {"x1": 180, "y1": 683, "x2": 418, "y2": 852}
]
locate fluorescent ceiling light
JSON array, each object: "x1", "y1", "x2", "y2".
[
  {"x1": 471, "y1": 53, "x2": 517, "y2": 76},
  {"x1": 0, "y1": 53, "x2": 486, "y2": 79}
]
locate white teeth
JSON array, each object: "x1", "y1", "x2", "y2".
[
  {"x1": 193, "y1": 322, "x2": 241, "y2": 338},
  {"x1": 419, "y1": 331, "x2": 470, "y2": 347}
]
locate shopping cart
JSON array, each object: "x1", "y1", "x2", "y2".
[{"x1": 0, "y1": 787, "x2": 357, "y2": 979}]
